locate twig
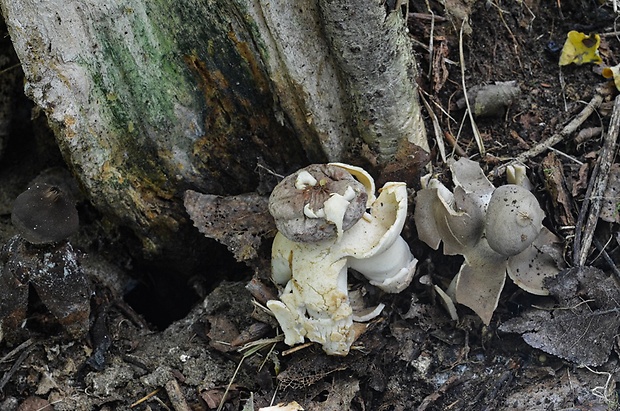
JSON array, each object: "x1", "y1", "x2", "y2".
[
  {"x1": 592, "y1": 237, "x2": 620, "y2": 281},
  {"x1": 0, "y1": 63, "x2": 20, "y2": 76},
  {"x1": 489, "y1": 0, "x2": 523, "y2": 71},
  {"x1": 0, "y1": 341, "x2": 35, "y2": 392},
  {"x1": 547, "y1": 146, "x2": 583, "y2": 165},
  {"x1": 408, "y1": 12, "x2": 448, "y2": 22},
  {"x1": 420, "y1": 91, "x2": 447, "y2": 162},
  {"x1": 282, "y1": 341, "x2": 314, "y2": 356},
  {"x1": 558, "y1": 71, "x2": 567, "y2": 112},
  {"x1": 584, "y1": 365, "x2": 616, "y2": 404},
  {"x1": 453, "y1": 109, "x2": 469, "y2": 157},
  {"x1": 255, "y1": 162, "x2": 284, "y2": 179},
  {"x1": 573, "y1": 94, "x2": 620, "y2": 266},
  {"x1": 459, "y1": 20, "x2": 484, "y2": 155},
  {"x1": 444, "y1": 130, "x2": 467, "y2": 157},
  {"x1": 0, "y1": 338, "x2": 35, "y2": 364},
  {"x1": 420, "y1": 88, "x2": 457, "y2": 122},
  {"x1": 130, "y1": 388, "x2": 161, "y2": 408},
  {"x1": 495, "y1": 92, "x2": 603, "y2": 176},
  {"x1": 600, "y1": 31, "x2": 620, "y2": 37},
  {"x1": 424, "y1": 0, "x2": 435, "y2": 82},
  {"x1": 517, "y1": 93, "x2": 603, "y2": 162},
  {"x1": 164, "y1": 379, "x2": 192, "y2": 411}
]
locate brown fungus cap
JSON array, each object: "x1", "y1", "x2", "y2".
[
  {"x1": 11, "y1": 183, "x2": 79, "y2": 244},
  {"x1": 269, "y1": 164, "x2": 368, "y2": 242}
]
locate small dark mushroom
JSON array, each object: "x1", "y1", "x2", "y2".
[
  {"x1": 11, "y1": 183, "x2": 79, "y2": 244},
  {"x1": 0, "y1": 183, "x2": 89, "y2": 340}
]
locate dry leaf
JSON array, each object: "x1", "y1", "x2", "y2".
[
  {"x1": 572, "y1": 162, "x2": 590, "y2": 198},
  {"x1": 277, "y1": 354, "x2": 347, "y2": 391},
  {"x1": 305, "y1": 379, "x2": 359, "y2": 411},
  {"x1": 200, "y1": 385, "x2": 242, "y2": 408},
  {"x1": 500, "y1": 266, "x2": 620, "y2": 366},
  {"x1": 184, "y1": 190, "x2": 275, "y2": 262},
  {"x1": 376, "y1": 141, "x2": 430, "y2": 189},
  {"x1": 558, "y1": 31, "x2": 602, "y2": 66}
]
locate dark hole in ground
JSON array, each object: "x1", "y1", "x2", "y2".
[
  {"x1": 123, "y1": 271, "x2": 199, "y2": 330},
  {"x1": 123, "y1": 242, "x2": 252, "y2": 330}
]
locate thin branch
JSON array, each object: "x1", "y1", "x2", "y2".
[
  {"x1": 573, "y1": 94, "x2": 620, "y2": 266},
  {"x1": 592, "y1": 237, "x2": 620, "y2": 281},
  {"x1": 517, "y1": 93, "x2": 603, "y2": 163},
  {"x1": 0, "y1": 341, "x2": 36, "y2": 392},
  {"x1": 425, "y1": 0, "x2": 435, "y2": 81},
  {"x1": 420, "y1": 91, "x2": 447, "y2": 162},
  {"x1": 495, "y1": 92, "x2": 603, "y2": 176},
  {"x1": 459, "y1": 20, "x2": 484, "y2": 156}
]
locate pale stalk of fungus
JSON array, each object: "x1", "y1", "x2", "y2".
[
  {"x1": 267, "y1": 164, "x2": 416, "y2": 355},
  {"x1": 506, "y1": 163, "x2": 533, "y2": 190}
]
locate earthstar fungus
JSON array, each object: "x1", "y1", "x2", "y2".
[
  {"x1": 267, "y1": 163, "x2": 417, "y2": 355},
  {"x1": 0, "y1": 183, "x2": 90, "y2": 339},
  {"x1": 414, "y1": 159, "x2": 561, "y2": 325}
]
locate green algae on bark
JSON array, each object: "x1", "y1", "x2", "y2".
[{"x1": 0, "y1": 0, "x2": 427, "y2": 261}]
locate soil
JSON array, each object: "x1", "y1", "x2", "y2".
[{"x1": 1, "y1": 1, "x2": 620, "y2": 410}]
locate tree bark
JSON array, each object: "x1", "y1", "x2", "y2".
[{"x1": 0, "y1": 0, "x2": 427, "y2": 263}]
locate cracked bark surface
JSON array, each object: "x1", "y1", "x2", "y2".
[{"x1": 0, "y1": 0, "x2": 427, "y2": 263}]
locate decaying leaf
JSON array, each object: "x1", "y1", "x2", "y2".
[
  {"x1": 558, "y1": 31, "x2": 602, "y2": 66},
  {"x1": 376, "y1": 141, "x2": 430, "y2": 189},
  {"x1": 277, "y1": 354, "x2": 348, "y2": 391},
  {"x1": 206, "y1": 315, "x2": 240, "y2": 352},
  {"x1": 200, "y1": 384, "x2": 242, "y2": 409},
  {"x1": 600, "y1": 163, "x2": 620, "y2": 223},
  {"x1": 304, "y1": 378, "x2": 359, "y2": 411},
  {"x1": 500, "y1": 266, "x2": 620, "y2": 366},
  {"x1": 572, "y1": 162, "x2": 591, "y2": 198},
  {"x1": 442, "y1": 0, "x2": 473, "y2": 34},
  {"x1": 184, "y1": 191, "x2": 275, "y2": 262}
]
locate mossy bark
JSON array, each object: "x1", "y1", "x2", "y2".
[{"x1": 0, "y1": 0, "x2": 427, "y2": 262}]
